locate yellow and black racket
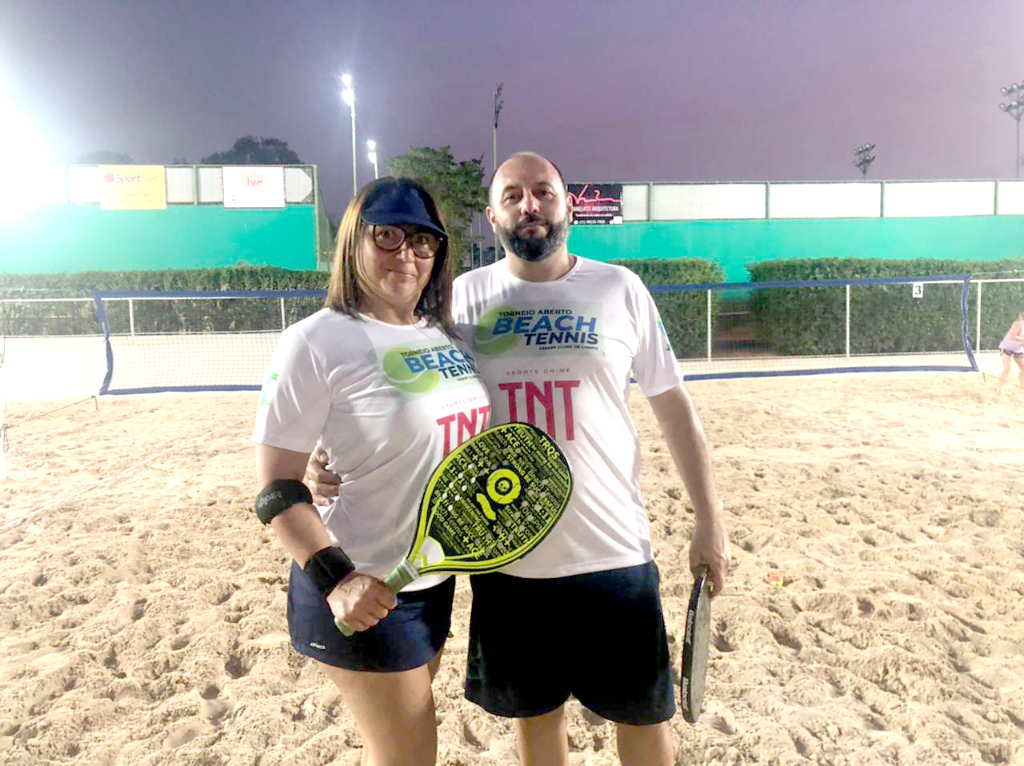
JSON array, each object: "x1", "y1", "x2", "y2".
[
  {"x1": 681, "y1": 565, "x2": 712, "y2": 723},
  {"x1": 336, "y1": 422, "x2": 572, "y2": 636}
]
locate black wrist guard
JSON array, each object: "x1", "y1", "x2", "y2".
[
  {"x1": 254, "y1": 479, "x2": 313, "y2": 525},
  {"x1": 304, "y1": 546, "x2": 356, "y2": 598}
]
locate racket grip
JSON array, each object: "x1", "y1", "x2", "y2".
[
  {"x1": 383, "y1": 559, "x2": 420, "y2": 593},
  {"x1": 335, "y1": 617, "x2": 356, "y2": 637},
  {"x1": 332, "y1": 560, "x2": 419, "y2": 637}
]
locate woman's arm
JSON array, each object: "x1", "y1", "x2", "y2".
[
  {"x1": 255, "y1": 443, "x2": 397, "y2": 631},
  {"x1": 255, "y1": 443, "x2": 334, "y2": 566}
]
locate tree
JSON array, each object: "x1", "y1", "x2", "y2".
[
  {"x1": 200, "y1": 135, "x2": 301, "y2": 165},
  {"x1": 79, "y1": 150, "x2": 133, "y2": 165},
  {"x1": 388, "y1": 146, "x2": 487, "y2": 270}
]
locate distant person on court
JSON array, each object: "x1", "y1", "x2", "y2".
[
  {"x1": 997, "y1": 310, "x2": 1024, "y2": 391},
  {"x1": 306, "y1": 152, "x2": 730, "y2": 766},
  {"x1": 252, "y1": 177, "x2": 490, "y2": 766}
]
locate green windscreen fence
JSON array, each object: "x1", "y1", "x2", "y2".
[
  {"x1": 568, "y1": 216, "x2": 1024, "y2": 283},
  {"x1": 1, "y1": 205, "x2": 318, "y2": 274}
]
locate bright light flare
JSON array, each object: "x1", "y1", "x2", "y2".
[{"x1": 0, "y1": 83, "x2": 53, "y2": 216}]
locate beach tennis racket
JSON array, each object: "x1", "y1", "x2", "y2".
[
  {"x1": 336, "y1": 422, "x2": 572, "y2": 636},
  {"x1": 681, "y1": 564, "x2": 712, "y2": 724}
]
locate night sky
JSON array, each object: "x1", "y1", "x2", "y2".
[{"x1": 2, "y1": 0, "x2": 1022, "y2": 218}]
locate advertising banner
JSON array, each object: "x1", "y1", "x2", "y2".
[
  {"x1": 222, "y1": 166, "x2": 286, "y2": 209},
  {"x1": 99, "y1": 165, "x2": 167, "y2": 210},
  {"x1": 568, "y1": 183, "x2": 623, "y2": 225}
]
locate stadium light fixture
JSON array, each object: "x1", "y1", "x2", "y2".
[
  {"x1": 998, "y1": 79, "x2": 1024, "y2": 179},
  {"x1": 341, "y1": 73, "x2": 357, "y2": 195},
  {"x1": 853, "y1": 143, "x2": 876, "y2": 179},
  {"x1": 367, "y1": 140, "x2": 378, "y2": 180}
]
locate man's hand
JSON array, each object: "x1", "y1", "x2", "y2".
[
  {"x1": 690, "y1": 505, "x2": 730, "y2": 597},
  {"x1": 327, "y1": 573, "x2": 398, "y2": 632},
  {"x1": 304, "y1": 442, "x2": 341, "y2": 506}
]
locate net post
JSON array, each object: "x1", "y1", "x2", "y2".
[
  {"x1": 845, "y1": 283, "x2": 851, "y2": 357},
  {"x1": 129, "y1": 298, "x2": 135, "y2": 337},
  {"x1": 706, "y1": 289, "x2": 712, "y2": 361},
  {"x1": 91, "y1": 291, "x2": 114, "y2": 395},
  {"x1": 975, "y1": 280, "x2": 982, "y2": 351},
  {"x1": 960, "y1": 275, "x2": 978, "y2": 372},
  {"x1": 280, "y1": 298, "x2": 286, "y2": 330}
]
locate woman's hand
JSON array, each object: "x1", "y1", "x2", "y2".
[{"x1": 326, "y1": 573, "x2": 398, "y2": 632}]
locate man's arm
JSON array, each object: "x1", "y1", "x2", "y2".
[{"x1": 647, "y1": 384, "x2": 731, "y2": 596}]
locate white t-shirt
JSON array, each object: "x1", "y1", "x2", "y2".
[
  {"x1": 252, "y1": 308, "x2": 491, "y2": 591},
  {"x1": 452, "y1": 256, "x2": 683, "y2": 578}
]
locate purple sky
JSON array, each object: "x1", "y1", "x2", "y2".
[{"x1": 2, "y1": 0, "x2": 1022, "y2": 217}]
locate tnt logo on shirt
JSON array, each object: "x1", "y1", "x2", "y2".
[
  {"x1": 380, "y1": 343, "x2": 479, "y2": 394},
  {"x1": 473, "y1": 303, "x2": 604, "y2": 356}
]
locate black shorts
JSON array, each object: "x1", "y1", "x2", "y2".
[
  {"x1": 287, "y1": 561, "x2": 455, "y2": 672},
  {"x1": 1000, "y1": 347, "x2": 1024, "y2": 359},
  {"x1": 465, "y1": 562, "x2": 675, "y2": 725}
]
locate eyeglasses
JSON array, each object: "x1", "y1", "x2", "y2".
[{"x1": 369, "y1": 225, "x2": 444, "y2": 259}]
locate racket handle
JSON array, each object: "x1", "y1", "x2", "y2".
[
  {"x1": 335, "y1": 617, "x2": 356, "y2": 637},
  {"x1": 383, "y1": 559, "x2": 420, "y2": 593},
  {"x1": 332, "y1": 560, "x2": 420, "y2": 637}
]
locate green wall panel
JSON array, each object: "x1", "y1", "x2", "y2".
[
  {"x1": 0, "y1": 205, "x2": 316, "y2": 274},
  {"x1": 568, "y1": 217, "x2": 1024, "y2": 283}
]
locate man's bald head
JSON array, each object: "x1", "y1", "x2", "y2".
[
  {"x1": 486, "y1": 152, "x2": 572, "y2": 264},
  {"x1": 488, "y1": 152, "x2": 566, "y2": 205}
]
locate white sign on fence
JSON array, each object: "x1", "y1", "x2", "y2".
[
  {"x1": 222, "y1": 166, "x2": 286, "y2": 209},
  {"x1": 912, "y1": 282, "x2": 924, "y2": 298}
]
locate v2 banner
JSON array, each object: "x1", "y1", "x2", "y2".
[{"x1": 568, "y1": 183, "x2": 623, "y2": 225}]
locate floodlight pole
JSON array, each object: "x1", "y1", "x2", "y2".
[
  {"x1": 342, "y1": 74, "x2": 357, "y2": 195},
  {"x1": 492, "y1": 83, "x2": 504, "y2": 181},
  {"x1": 492, "y1": 83, "x2": 504, "y2": 252},
  {"x1": 367, "y1": 140, "x2": 379, "y2": 180},
  {"x1": 999, "y1": 81, "x2": 1024, "y2": 178}
]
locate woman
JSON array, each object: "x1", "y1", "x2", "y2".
[
  {"x1": 252, "y1": 177, "x2": 490, "y2": 766},
  {"x1": 997, "y1": 310, "x2": 1024, "y2": 392}
]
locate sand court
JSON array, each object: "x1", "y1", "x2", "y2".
[{"x1": 0, "y1": 373, "x2": 1022, "y2": 765}]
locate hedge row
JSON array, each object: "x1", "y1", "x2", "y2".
[
  {"x1": 4, "y1": 259, "x2": 1020, "y2": 354},
  {"x1": 609, "y1": 258, "x2": 725, "y2": 358},
  {"x1": 748, "y1": 258, "x2": 1024, "y2": 355},
  {"x1": 0, "y1": 268, "x2": 328, "y2": 336},
  {"x1": 0, "y1": 261, "x2": 726, "y2": 350}
]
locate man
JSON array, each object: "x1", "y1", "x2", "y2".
[
  {"x1": 454, "y1": 152, "x2": 729, "y2": 766},
  {"x1": 307, "y1": 153, "x2": 730, "y2": 765}
]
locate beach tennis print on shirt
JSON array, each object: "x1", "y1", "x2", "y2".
[
  {"x1": 473, "y1": 303, "x2": 605, "y2": 357},
  {"x1": 375, "y1": 338, "x2": 481, "y2": 396}
]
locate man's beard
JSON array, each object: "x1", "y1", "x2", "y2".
[{"x1": 495, "y1": 213, "x2": 570, "y2": 262}]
